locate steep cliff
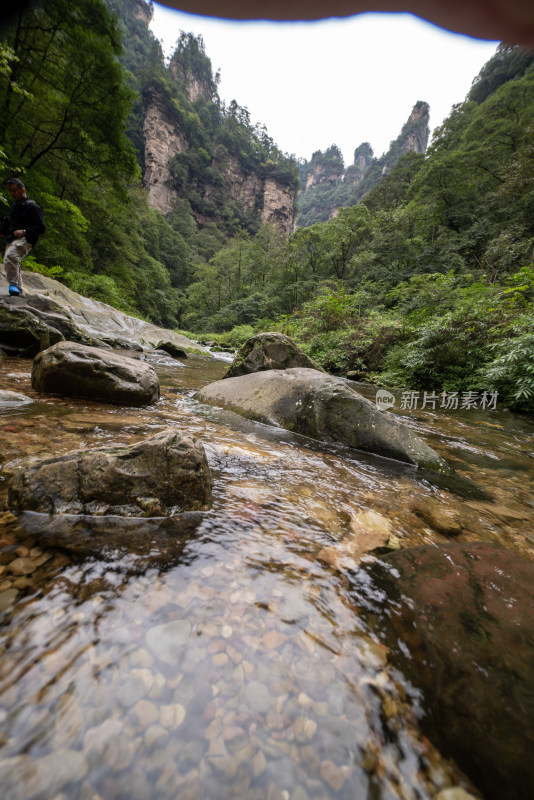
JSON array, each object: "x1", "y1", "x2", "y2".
[
  {"x1": 114, "y1": 1, "x2": 298, "y2": 238},
  {"x1": 296, "y1": 102, "x2": 430, "y2": 227},
  {"x1": 142, "y1": 88, "x2": 188, "y2": 214},
  {"x1": 130, "y1": 0, "x2": 152, "y2": 24}
]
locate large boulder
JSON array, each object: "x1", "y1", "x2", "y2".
[
  {"x1": 154, "y1": 340, "x2": 188, "y2": 359},
  {"x1": 196, "y1": 368, "x2": 451, "y2": 472},
  {"x1": 8, "y1": 430, "x2": 212, "y2": 517},
  {"x1": 31, "y1": 341, "x2": 160, "y2": 406},
  {"x1": 1, "y1": 295, "x2": 97, "y2": 346},
  {"x1": 224, "y1": 332, "x2": 323, "y2": 378},
  {"x1": 0, "y1": 270, "x2": 207, "y2": 354},
  {"x1": 0, "y1": 303, "x2": 64, "y2": 357},
  {"x1": 353, "y1": 542, "x2": 534, "y2": 800}
]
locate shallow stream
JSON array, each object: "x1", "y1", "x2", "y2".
[{"x1": 0, "y1": 351, "x2": 533, "y2": 800}]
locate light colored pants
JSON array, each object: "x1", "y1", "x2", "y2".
[{"x1": 4, "y1": 237, "x2": 32, "y2": 292}]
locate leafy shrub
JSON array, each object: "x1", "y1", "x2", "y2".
[
  {"x1": 382, "y1": 311, "x2": 495, "y2": 391},
  {"x1": 224, "y1": 324, "x2": 254, "y2": 347},
  {"x1": 21, "y1": 255, "x2": 64, "y2": 279},
  {"x1": 299, "y1": 285, "x2": 359, "y2": 333},
  {"x1": 302, "y1": 330, "x2": 351, "y2": 373},
  {"x1": 477, "y1": 315, "x2": 534, "y2": 412},
  {"x1": 62, "y1": 271, "x2": 135, "y2": 314}
]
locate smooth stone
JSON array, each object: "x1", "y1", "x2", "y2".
[
  {"x1": 144, "y1": 724, "x2": 169, "y2": 750},
  {"x1": 159, "y1": 703, "x2": 186, "y2": 730},
  {"x1": 244, "y1": 681, "x2": 272, "y2": 713},
  {"x1": 196, "y1": 368, "x2": 451, "y2": 473},
  {"x1": 0, "y1": 749, "x2": 87, "y2": 799},
  {"x1": 0, "y1": 588, "x2": 18, "y2": 612},
  {"x1": 355, "y1": 541, "x2": 534, "y2": 800},
  {"x1": 31, "y1": 341, "x2": 160, "y2": 406},
  {"x1": 0, "y1": 390, "x2": 32, "y2": 407},
  {"x1": 129, "y1": 649, "x2": 154, "y2": 669},
  {"x1": 84, "y1": 719, "x2": 124, "y2": 755},
  {"x1": 320, "y1": 760, "x2": 348, "y2": 793},
  {"x1": 293, "y1": 717, "x2": 317, "y2": 743},
  {"x1": 102, "y1": 734, "x2": 135, "y2": 772},
  {"x1": 154, "y1": 340, "x2": 188, "y2": 359},
  {"x1": 145, "y1": 620, "x2": 191, "y2": 665},
  {"x1": 117, "y1": 675, "x2": 149, "y2": 708},
  {"x1": 411, "y1": 498, "x2": 464, "y2": 536},
  {"x1": 8, "y1": 555, "x2": 48, "y2": 576},
  {"x1": 130, "y1": 699, "x2": 159, "y2": 728}
]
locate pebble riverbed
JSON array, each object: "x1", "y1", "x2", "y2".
[{"x1": 0, "y1": 350, "x2": 533, "y2": 800}]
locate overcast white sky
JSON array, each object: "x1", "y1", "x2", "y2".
[{"x1": 150, "y1": 4, "x2": 498, "y2": 165}]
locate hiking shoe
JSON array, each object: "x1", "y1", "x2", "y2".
[{"x1": 8, "y1": 285, "x2": 21, "y2": 296}]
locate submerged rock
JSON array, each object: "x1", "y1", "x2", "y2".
[
  {"x1": 354, "y1": 542, "x2": 534, "y2": 800},
  {"x1": 14, "y1": 510, "x2": 205, "y2": 559},
  {"x1": 31, "y1": 341, "x2": 160, "y2": 406},
  {"x1": 224, "y1": 332, "x2": 322, "y2": 379},
  {"x1": 196, "y1": 368, "x2": 451, "y2": 473},
  {"x1": 0, "y1": 390, "x2": 32, "y2": 408},
  {"x1": 8, "y1": 430, "x2": 212, "y2": 517},
  {"x1": 0, "y1": 749, "x2": 88, "y2": 800}
]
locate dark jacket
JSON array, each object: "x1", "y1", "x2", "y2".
[{"x1": 0, "y1": 198, "x2": 46, "y2": 247}]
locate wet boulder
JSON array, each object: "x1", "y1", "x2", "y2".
[
  {"x1": 154, "y1": 340, "x2": 188, "y2": 359},
  {"x1": 354, "y1": 542, "x2": 534, "y2": 800},
  {"x1": 31, "y1": 341, "x2": 160, "y2": 406},
  {"x1": 224, "y1": 332, "x2": 323, "y2": 379},
  {"x1": 0, "y1": 302, "x2": 64, "y2": 357},
  {"x1": 4, "y1": 295, "x2": 94, "y2": 346},
  {"x1": 196, "y1": 368, "x2": 451, "y2": 473},
  {"x1": 8, "y1": 430, "x2": 212, "y2": 517}
]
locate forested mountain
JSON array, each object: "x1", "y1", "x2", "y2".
[{"x1": 296, "y1": 102, "x2": 429, "y2": 226}]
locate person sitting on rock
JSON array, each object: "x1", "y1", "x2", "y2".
[{"x1": 0, "y1": 178, "x2": 46, "y2": 296}]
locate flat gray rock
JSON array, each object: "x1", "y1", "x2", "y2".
[
  {"x1": 196, "y1": 368, "x2": 451, "y2": 473},
  {"x1": 0, "y1": 269, "x2": 207, "y2": 354}
]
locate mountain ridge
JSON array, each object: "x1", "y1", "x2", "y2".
[{"x1": 297, "y1": 101, "x2": 430, "y2": 226}]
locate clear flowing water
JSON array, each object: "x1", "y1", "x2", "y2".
[{"x1": 0, "y1": 350, "x2": 533, "y2": 800}]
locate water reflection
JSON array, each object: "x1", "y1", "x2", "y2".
[{"x1": 0, "y1": 352, "x2": 533, "y2": 798}]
